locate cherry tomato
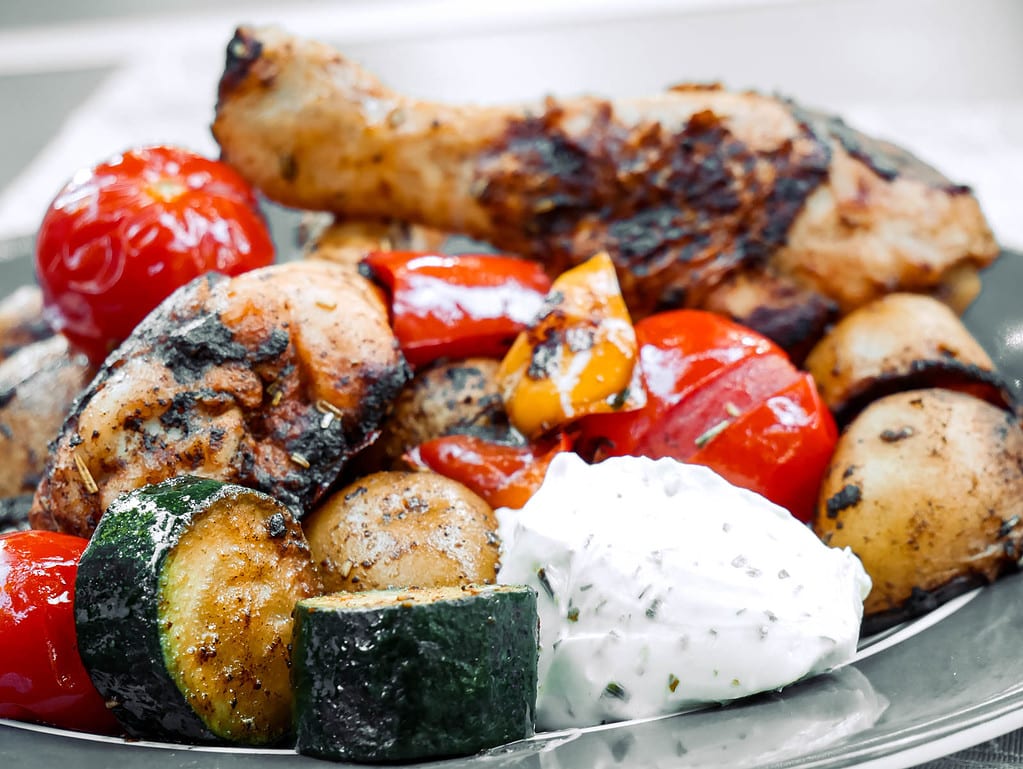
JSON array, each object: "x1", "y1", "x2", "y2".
[
  {"x1": 35, "y1": 146, "x2": 275, "y2": 365},
  {"x1": 408, "y1": 433, "x2": 571, "y2": 510},
  {"x1": 362, "y1": 251, "x2": 551, "y2": 368},
  {"x1": 0, "y1": 530, "x2": 120, "y2": 734},
  {"x1": 689, "y1": 374, "x2": 838, "y2": 522}
]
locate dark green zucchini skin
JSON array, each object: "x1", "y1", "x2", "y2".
[
  {"x1": 293, "y1": 584, "x2": 538, "y2": 763},
  {"x1": 74, "y1": 476, "x2": 259, "y2": 744}
]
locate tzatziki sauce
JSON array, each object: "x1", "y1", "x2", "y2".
[{"x1": 496, "y1": 452, "x2": 871, "y2": 730}]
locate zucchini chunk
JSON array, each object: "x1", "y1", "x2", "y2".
[
  {"x1": 293, "y1": 583, "x2": 538, "y2": 763},
  {"x1": 74, "y1": 476, "x2": 323, "y2": 745}
]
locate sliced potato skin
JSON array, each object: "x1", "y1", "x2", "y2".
[
  {"x1": 813, "y1": 388, "x2": 1023, "y2": 620},
  {"x1": 304, "y1": 470, "x2": 499, "y2": 592},
  {"x1": 805, "y1": 293, "x2": 1014, "y2": 425}
]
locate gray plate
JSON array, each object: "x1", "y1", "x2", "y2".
[{"x1": 1, "y1": 245, "x2": 1022, "y2": 769}]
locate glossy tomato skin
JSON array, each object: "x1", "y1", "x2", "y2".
[
  {"x1": 689, "y1": 374, "x2": 838, "y2": 523},
  {"x1": 361, "y1": 251, "x2": 551, "y2": 368},
  {"x1": 0, "y1": 530, "x2": 120, "y2": 734},
  {"x1": 574, "y1": 308, "x2": 837, "y2": 521},
  {"x1": 633, "y1": 352, "x2": 801, "y2": 462},
  {"x1": 576, "y1": 309, "x2": 783, "y2": 458},
  {"x1": 35, "y1": 146, "x2": 275, "y2": 365}
]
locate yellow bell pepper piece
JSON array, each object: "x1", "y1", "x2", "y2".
[{"x1": 497, "y1": 252, "x2": 643, "y2": 438}]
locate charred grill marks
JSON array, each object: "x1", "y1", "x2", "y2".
[
  {"x1": 790, "y1": 103, "x2": 972, "y2": 194},
  {"x1": 475, "y1": 101, "x2": 831, "y2": 315},
  {"x1": 219, "y1": 28, "x2": 264, "y2": 107},
  {"x1": 29, "y1": 262, "x2": 409, "y2": 536}
]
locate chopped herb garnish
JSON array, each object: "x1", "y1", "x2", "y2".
[
  {"x1": 536, "y1": 567, "x2": 554, "y2": 599},
  {"x1": 73, "y1": 451, "x2": 99, "y2": 495},
  {"x1": 1000, "y1": 515, "x2": 1022, "y2": 538},
  {"x1": 695, "y1": 418, "x2": 732, "y2": 448},
  {"x1": 269, "y1": 387, "x2": 283, "y2": 407},
  {"x1": 608, "y1": 387, "x2": 630, "y2": 410},
  {"x1": 602, "y1": 682, "x2": 630, "y2": 701}
]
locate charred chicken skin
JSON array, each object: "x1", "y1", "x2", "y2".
[
  {"x1": 30, "y1": 260, "x2": 410, "y2": 538},
  {"x1": 212, "y1": 26, "x2": 998, "y2": 355}
]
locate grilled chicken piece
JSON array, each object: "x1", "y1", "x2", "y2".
[
  {"x1": 213, "y1": 26, "x2": 998, "y2": 353},
  {"x1": 30, "y1": 260, "x2": 410, "y2": 538},
  {"x1": 0, "y1": 335, "x2": 93, "y2": 497},
  {"x1": 0, "y1": 286, "x2": 53, "y2": 362}
]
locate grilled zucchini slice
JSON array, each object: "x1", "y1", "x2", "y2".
[
  {"x1": 74, "y1": 475, "x2": 323, "y2": 745},
  {"x1": 293, "y1": 583, "x2": 538, "y2": 762}
]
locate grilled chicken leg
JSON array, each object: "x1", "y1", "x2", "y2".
[
  {"x1": 213, "y1": 26, "x2": 998, "y2": 353},
  {"x1": 30, "y1": 260, "x2": 410, "y2": 537}
]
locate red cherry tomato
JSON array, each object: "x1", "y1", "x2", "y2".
[
  {"x1": 362, "y1": 251, "x2": 551, "y2": 368},
  {"x1": 408, "y1": 432, "x2": 571, "y2": 509},
  {"x1": 35, "y1": 146, "x2": 275, "y2": 365},
  {"x1": 0, "y1": 530, "x2": 120, "y2": 734},
  {"x1": 689, "y1": 374, "x2": 838, "y2": 522}
]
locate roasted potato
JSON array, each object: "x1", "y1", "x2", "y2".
[
  {"x1": 0, "y1": 494, "x2": 31, "y2": 534},
  {"x1": 0, "y1": 285, "x2": 52, "y2": 362},
  {"x1": 814, "y1": 388, "x2": 1023, "y2": 627},
  {"x1": 303, "y1": 216, "x2": 447, "y2": 268},
  {"x1": 805, "y1": 293, "x2": 1013, "y2": 425},
  {"x1": 0, "y1": 335, "x2": 93, "y2": 497},
  {"x1": 304, "y1": 470, "x2": 499, "y2": 592},
  {"x1": 354, "y1": 357, "x2": 507, "y2": 472}
]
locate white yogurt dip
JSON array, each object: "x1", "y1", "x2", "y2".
[{"x1": 496, "y1": 452, "x2": 871, "y2": 730}]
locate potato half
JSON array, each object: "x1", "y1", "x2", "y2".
[
  {"x1": 805, "y1": 293, "x2": 1013, "y2": 425},
  {"x1": 814, "y1": 388, "x2": 1023, "y2": 625},
  {"x1": 304, "y1": 470, "x2": 499, "y2": 592},
  {"x1": 353, "y1": 358, "x2": 507, "y2": 472}
]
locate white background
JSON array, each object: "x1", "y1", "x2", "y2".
[{"x1": 0, "y1": 0, "x2": 1020, "y2": 246}]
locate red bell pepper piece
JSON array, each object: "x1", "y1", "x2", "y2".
[
  {"x1": 576, "y1": 309, "x2": 784, "y2": 458},
  {"x1": 409, "y1": 433, "x2": 571, "y2": 510},
  {"x1": 632, "y1": 352, "x2": 802, "y2": 462},
  {"x1": 0, "y1": 530, "x2": 120, "y2": 734},
  {"x1": 362, "y1": 251, "x2": 551, "y2": 368},
  {"x1": 689, "y1": 373, "x2": 838, "y2": 522},
  {"x1": 575, "y1": 308, "x2": 837, "y2": 521}
]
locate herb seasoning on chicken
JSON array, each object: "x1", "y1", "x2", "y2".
[{"x1": 29, "y1": 260, "x2": 410, "y2": 537}]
